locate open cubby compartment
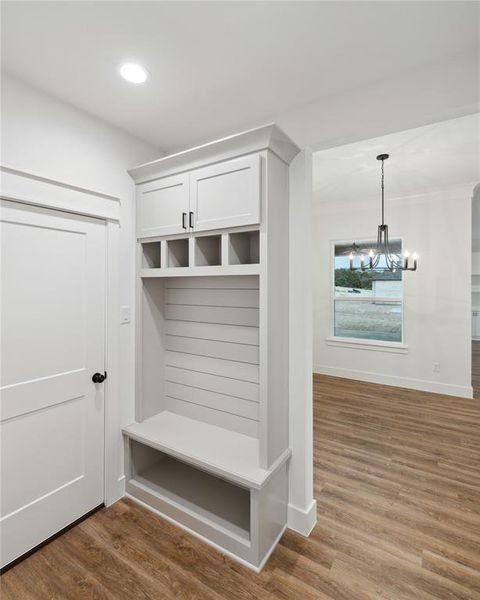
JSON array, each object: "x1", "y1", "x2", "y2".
[
  {"x1": 228, "y1": 231, "x2": 260, "y2": 265},
  {"x1": 194, "y1": 235, "x2": 221, "y2": 266},
  {"x1": 141, "y1": 241, "x2": 161, "y2": 269},
  {"x1": 127, "y1": 440, "x2": 251, "y2": 541},
  {"x1": 167, "y1": 238, "x2": 189, "y2": 268}
]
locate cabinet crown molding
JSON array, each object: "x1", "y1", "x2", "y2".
[{"x1": 128, "y1": 123, "x2": 301, "y2": 184}]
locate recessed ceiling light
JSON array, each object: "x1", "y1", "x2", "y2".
[{"x1": 119, "y1": 62, "x2": 149, "y2": 84}]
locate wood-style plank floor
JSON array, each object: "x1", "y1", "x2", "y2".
[{"x1": 2, "y1": 375, "x2": 480, "y2": 599}]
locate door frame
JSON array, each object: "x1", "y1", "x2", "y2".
[{"x1": 1, "y1": 165, "x2": 123, "y2": 506}]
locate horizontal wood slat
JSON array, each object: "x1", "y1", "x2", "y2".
[
  {"x1": 165, "y1": 367, "x2": 259, "y2": 402},
  {"x1": 166, "y1": 335, "x2": 259, "y2": 364},
  {"x1": 165, "y1": 275, "x2": 259, "y2": 289},
  {"x1": 165, "y1": 320, "x2": 259, "y2": 345},
  {"x1": 165, "y1": 304, "x2": 259, "y2": 327},
  {"x1": 164, "y1": 396, "x2": 259, "y2": 437},
  {"x1": 166, "y1": 288, "x2": 259, "y2": 308},
  {"x1": 165, "y1": 352, "x2": 259, "y2": 384},
  {"x1": 165, "y1": 381, "x2": 259, "y2": 420}
]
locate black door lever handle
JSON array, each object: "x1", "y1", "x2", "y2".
[{"x1": 92, "y1": 372, "x2": 107, "y2": 383}]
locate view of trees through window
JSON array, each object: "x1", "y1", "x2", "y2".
[{"x1": 334, "y1": 242, "x2": 403, "y2": 342}]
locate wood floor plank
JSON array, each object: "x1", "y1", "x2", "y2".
[{"x1": 1, "y1": 372, "x2": 479, "y2": 599}]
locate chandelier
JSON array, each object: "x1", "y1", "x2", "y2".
[{"x1": 349, "y1": 154, "x2": 418, "y2": 272}]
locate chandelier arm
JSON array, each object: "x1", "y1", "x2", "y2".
[{"x1": 384, "y1": 223, "x2": 390, "y2": 255}]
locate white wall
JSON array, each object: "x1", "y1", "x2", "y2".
[
  {"x1": 288, "y1": 150, "x2": 316, "y2": 535},
  {"x1": 312, "y1": 117, "x2": 479, "y2": 398},
  {"x1": 1, "y1": 73, "x2": 160, "y2": 493}
]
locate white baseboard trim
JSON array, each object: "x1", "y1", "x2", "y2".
[
  {"x1": 314, "y1": 364, "x2": 473, "y2": 399},
  {"x1": 105, "y1": 475, "x2": 125, "y2": 507},
  {"x1": 287, "y1": 499, "x2": 317, "y2": 536}
]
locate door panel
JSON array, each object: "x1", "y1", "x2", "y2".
[
  {"x1": 1, "y1": 397, "x2": 85, "y2": 517},
  {"x1": 137, "y1": 173, "x2": 189, "y2": 238},
  {"x1": 0, "y1": 200, "x2": 105, "y2": 568},
  {"x1": 190, "y1": 155, "x2": 261, "y2": 232}
]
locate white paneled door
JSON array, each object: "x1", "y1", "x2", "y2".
[{"x1": 0, "y1": 200, "x2": 106, "y2": 568}]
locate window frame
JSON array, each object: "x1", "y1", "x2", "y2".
[{"x1": 329, "y1": 237, "x2": 408, "y2": 351}]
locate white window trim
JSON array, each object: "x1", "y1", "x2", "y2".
[
  {"x1": 326, "y1": 336, "x2": 408, "y2": 353},
  {"x1": 329, "y1": 237, "x2": 406, "y2": 349}
]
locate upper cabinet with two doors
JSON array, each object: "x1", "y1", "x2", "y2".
[{"x1": 136, "y1": 154, "x2": 261, "y2": 239}]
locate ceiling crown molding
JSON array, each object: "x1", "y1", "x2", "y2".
[{"x1": 128, "y1": 124, "x2": 301, "y2": 184}]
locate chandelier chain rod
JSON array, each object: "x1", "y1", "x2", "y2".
[{"x1": 381, "y1": 156, "x2": 385, "y2": 226}]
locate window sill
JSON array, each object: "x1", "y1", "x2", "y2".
[{"x1": 326, "y1": 336, "x2": 409, "y2": 354}]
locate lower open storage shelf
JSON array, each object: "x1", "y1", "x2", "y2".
[
  {"x1": 128, "y1": 441, "x2": 251, "y2": 543},
  {"x1": 123, "y1": 412, "x2": 290, "y2": 570}
]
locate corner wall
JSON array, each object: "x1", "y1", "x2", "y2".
[{"x1": 1, "y1": 73, "x2": 160, "y2": 500}]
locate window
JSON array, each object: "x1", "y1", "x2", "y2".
[{"x1": 333, "y1": 241, "x2": 403, "y2": 343}]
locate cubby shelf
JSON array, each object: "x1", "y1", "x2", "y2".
[
  {"x1": 123, "y1": 411, "x2": 290, "y2": 490},
  {"x1": 140, "y1": 264, "x2": 260, "y2": 278},
  {"x1": 142, "y1": 242, "x2": 161, "y2": 269},
  {"x1": 167, "y1": 239, "x2": 189, "y2": 268},
  {"x1": 140, "y1": 230, "x2": 260, "y2": 274},
  {"x1": 229, "y1": 231, "x2": 259, "y2": 265},
  {"x1": 195, "y1": 235, "x2": 222, "y2": 266}
]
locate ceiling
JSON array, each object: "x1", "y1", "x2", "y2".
[
  {"x1": 312, "y1": 113, "x2": 479, "y2": 210},
  {"x1": 1, "y1": 1, "x2": 479, "y2": 154}
]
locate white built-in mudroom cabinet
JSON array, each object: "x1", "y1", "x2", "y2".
[{"x1": 123, "y1": 125, "x2": 300, "y2": 570}]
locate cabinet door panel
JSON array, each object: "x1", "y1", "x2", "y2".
[
  {"x1": 137, "y1": 174, "x2": 189, "y2": 238},
  {"x1": 190, "y1": 155, "x2": 261, "y2": 232}
]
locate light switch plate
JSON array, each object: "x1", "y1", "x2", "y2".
[{"x1": 121, "y1": 306, "x2": 131, "y2": 324}]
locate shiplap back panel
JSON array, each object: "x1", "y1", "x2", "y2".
[{"x1": 164, "y1": 276, "x2": 259, "y2": 438}]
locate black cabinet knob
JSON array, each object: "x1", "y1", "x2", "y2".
[{"x1": 92, "y1": 372, "x2": 107, "y2": 384}]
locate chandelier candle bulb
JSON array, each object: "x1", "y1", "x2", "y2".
[{"x1": 369, "y1": 250, "x2": 374, "y2": 268}]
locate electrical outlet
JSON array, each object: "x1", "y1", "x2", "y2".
[{"x1": 433, "y1": 362, "x2": 440, "y2": 373}]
